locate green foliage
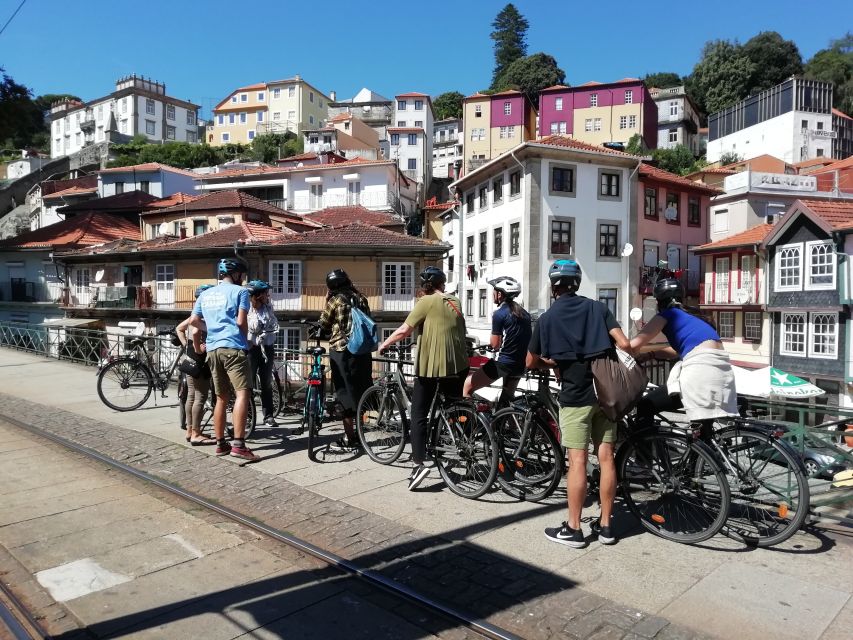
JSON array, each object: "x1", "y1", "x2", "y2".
[
  {"x1": 651, "y1": 145, "x2": 705, "y2": 176},
  {"x1": 686, "y1": 40, "x2": 755, "y2": 115},
  {"x1": 282, "y1": 136, "x2": 303, "y2": 158},
  {"x1": 643, "y1": 72, "x2": 682, "y2": 89},
  {"x1": 108, "y1": 141, "x2": 236, "y2": 169},
  {"x1": 490, "y1": 3, "x2": 529, "y2": 88},
  {"x1": 493, "y1": 53, "x2": 566, "y2": 104},
  {"x1": 742, "y1": 32, "x2": 803, "y2": 95},
  {"x1": 0, "y1": 67, "x2": 43, "y2": 149},
  {"x1": 33, "y1": 93, "x2": 81, "y2": 113},
  {"x1": 804, "y1": 32, "x2": 853, "y2": 115},
  {"x1": 625, "y1": 133, "x2": 649, "y2": 156},
  {"x1": 433, "y1": 91, "x2": 464, "y2": 120},
  {"x1": 719, "y1": 151, "x2": 742, "y2": 166},
  {"x1": 249, "y1": 133, "x2": 292, "y2": 163}
]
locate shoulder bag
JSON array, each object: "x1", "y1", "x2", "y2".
[{"x1": 590, "y1": 348, "x2": 648, "y2": 421}]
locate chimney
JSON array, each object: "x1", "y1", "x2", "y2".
[
  {"x1": 295, "y1": 74, "x2": 301, "y2": 81},
  {"x1": 330, "y1": 90, "x2": 336, "y2": 101}
]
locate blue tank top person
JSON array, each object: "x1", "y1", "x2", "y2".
[{"x1": 659, "y1": 307, "x2": 721, "y2": 358}]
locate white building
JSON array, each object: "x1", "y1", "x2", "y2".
[
  {"x1": 50, "y1": 75, "x2": 200, "y2": 158},
  {"x1": 328, "y1": 88, "x2": 393, "y2": 159},
  {"x1": 389, "y1": 92, "x2": 434, "y2": 199},
  {"x1": 650, "y1": 86, "x2": 702, "y2": 155},
  {"x1": 433, "y1": 118, "x2": 463, "y2": 179},
  {"x1": 98, "y1": 163, "x2": 198, "y2": 199},
  {"x1": 448, "y1": 135, "x2": 641, "y2": 341},
  {"x1": 707, "y1": 78, "x2": 849, "y2": 164}
]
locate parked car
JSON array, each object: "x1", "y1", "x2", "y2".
[{"x1": 763, "y1": 426, "x2": 851, "y2": 479}]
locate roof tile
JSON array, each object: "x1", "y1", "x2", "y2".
[
  {"x1": 640, "y1": 163, "x2": 723, "y2": 195},
  {"x1": 153, "y1": 221, "x2": 294, "y2": 250},
  {"x1": 694, "y1": 224, "x2": 774, "y2": 252},
  {"x1": 269, "y1": 222, "x2": 442, "y2": 248},
  {"x1": 99, "y1": 162, "x2": 198, "y2": 178},
  {"x1": 42, "y1": 185, "x2": 98, "y2": 200},
  {"x1": 533, "y1": 135, "x2": 639, "y2": 158},
  {"x1": 305, "y1": 206, "x2": 403, "y2": 228},
  {"x1": 797, "y1": 199, "x2": 853, "y2": 230},
  {"x1": 144, "y1": 189, "x2": 312, "y2": 223},
  {"x1": 0, "y1": 212, "x2": 141, "y2": 249}
]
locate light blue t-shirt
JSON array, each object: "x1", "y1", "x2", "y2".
[{"x1": 192, "y1": 282, "x2": 250, "y2": 351}]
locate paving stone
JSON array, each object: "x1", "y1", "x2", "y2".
[{"x1": 631, "y1": 615, "x2": 671, "y2": 638}]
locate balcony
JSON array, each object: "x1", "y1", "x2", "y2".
[
  {"x1": 0, "y1": 280, "x2": 60, "y2": 303},
  {"x1": 269, "y1": 284, "x2": 416, "y2": 313},
  {"x1": 79, "y1": 109, "x2": 96, "y2": 132},
  {"x1": 290, "y1": 191, "x2": 400, "y2": 213},
  {"x1": 698, "y1": 281, "x2": 761, "y2": 306},
  {"x1": 263, "y1": 198, "x2": 288, "y2": 210},
  {"x1": 256, "y1": 121, "x2": 296, "y2": 135},
  {"x1": 468, "y1": 158, "x2": 488, "y2": 171}
]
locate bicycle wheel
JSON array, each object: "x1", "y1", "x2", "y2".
[
  {"x1": 433, "y1": 402, "x2": 499, "y2": 499},
  {"x1": 97, "y1": 358, "x2": 154, "y2": 411},
  {"x1": 715, "y1": 425, "x2": 810, "y2": 547},
  {"x1": 491, "y1": 408, "x2": 562, "y2": 501},
  {"x1": 306, "y1": 386, "x2": 322, "y2": 462},
  {"x1": 618, "y1": 430, "x2": 730, "y2": 544},
  {"x1": 357, "y1": 384, "x2": 407, "y2": 464},
  {"x1": 225, "y1": 392, "x2": 257, "y2": 440},
  {"x1": 271, "y1": 372, "x2": 284, "y2": 417}
]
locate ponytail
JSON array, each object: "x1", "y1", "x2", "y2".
[{"x1": 506, "y1": 298, "x2": 530, "y2": 320}]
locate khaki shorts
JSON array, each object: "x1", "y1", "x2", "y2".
[
  {"x1": 559, "y1": 405, "x2": 616, "y2": 450},
  {"x1": 207, "y1": 348, "x2": 250, "y2": 396}
]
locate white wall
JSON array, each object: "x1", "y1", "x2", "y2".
[{"x1": 98, "y1": 170, "x2": 196, "y2": 198}]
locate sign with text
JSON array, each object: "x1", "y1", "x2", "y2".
[{"x1": 751, "y1": 172, "x2": 816, "y2": 192}]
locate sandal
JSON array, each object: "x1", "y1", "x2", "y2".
[{"x1": 189, "y1": 435, "x2": 217, "y2": 446}]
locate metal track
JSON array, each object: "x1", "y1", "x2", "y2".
[
  {"x1": 6, "y1": 416, "x2": 521, "y2": 640},
  {"x1": 0, "y1": 579, "x2": 45, "y2": 640}
]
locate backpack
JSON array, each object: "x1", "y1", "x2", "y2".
[{"x1": 346, "y1": 295, "x2": 379, "y2": 355}]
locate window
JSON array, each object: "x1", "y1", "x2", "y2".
[
  {"x1": 625, "y1": 90, "x2": 633, "y2": 104},
  {"x1": 781, "y1": 313, "x2": 807, "y2": 355},
  {"x1": 115, "y1": 181, "x2": 124, "y2": 195},
  {"x1": 499, "y1": 126, "x2": 508, "y2": 139},
  {"x1": 273, "y1": 112, "x2": 281, "y2": 121},
  {"x1": 465, "y1": 290, "x2": 474, "y2": 317},
  {"x1": 806, "y1": 240, "x2": 835, "y2": 289},
  {"x1": 390, "y1": 133, "x2": 400, "y2": 145},
  {"x1": 801, "y1": 119, "x2": 808, "y2": 129},
  {"x1": 97, "y1": 104, "x2": 103, "y2": 120},
  {"x1": 551, "y1": 166, "x2": 574, "y2": 194},
  {"x1": 231, "y1": 95, "x2": 238, "y2": 104},
  {"x1": 494, "y1": 227, "x2": 503, "y2": 260},
  {"x1": 619, "y1": 115, "x2": 628, "y2": 129},
  {"x1": 382, "y1": 263, "x2": 414, "y2": 299},
  {"x1": 475, "y1": 104, "x2": 482, "y2": 117},
  {"x1": 688, "y1": 196, "x2": 700, "y2": 226},
  {"x1": 714, "y1": 209, "x2": 729, "y2": 232},
  {"x1": 644, "y1": 188, "x2": 657, "y2": 217},
  {"x1": 744, "y1": 312, "x2": 762, "y2": 342},
  {"x1": 478, "y1": 232, "x2": 488, "y2": 263},
  {"x1": 415, "y1": 100, "x2": 424, "y2": 110},
  {"x1": 397, "y1": 120, "x2": 406, "y2": 127},
  {"x1": 414, "y1": 120, "x2": 423, "y2": 127},
  {"x1": 309, "y1": 92, "x2": 314, "y2": 103},
  {"x1": 146, "y1": 98, "x2": 155, "y2": 115},
  {"x1": 309, "y1": 135, "x2": 319, "y2": 144},
  {"x1": 193, "y1": 219, "x2": 208, "y2": 235},
  {"x1": 670, "y1": 101, "x2": 678, "y2": 117},
  {"x1": 810, "y1": 313, "x2": 838, "y2": 358},
  {"x1": 140, "y1": 180, "x2": 150, "y2": 194},
  {"x1": 776, "y1": 243, "x2": 801, "y2": 290},
  {"x1": 510, "y1": 171, "x2": 521, "y2": 197},
  {"x1": 74, "y1": 268, "x2": 90, "y2": 295},
  {"x1": 510, "y1": 222, "x2": 520, "y2": 256},
  {"x1": 288, "y1": 110, "x2": 295, "y2": 121},
  {"x1": 741, "y1": 254, "x2": 755, "y2": 298},
  {"x1": 628, "y1": 115, "x2": 637, "y2": 128},
  {"x1": 669, "y1": 129, "x2": 678, "y2": 143},
  {"x1": 248, "y1": 130, "x2": 255, "y2": 141},
  {"x1": 408, "y1": 133, "x2": 417, "y2": 145},
  {"x1": 347, "y1": 181, "x2": 361, "y2": 205},
  {"x1": 715, "y1": 257, "x2": 730, "y2": 303},
  {"x1": 257, "y1": 111, "x2": 265, "y2": 122},
  {"x1": 257, "y1": 92, "x2": 265, "y2": 101},
  {"x1": 288, "y1": 86, "x2": 295, "y2": 98},
  {"x1": 145, "y1": 120, "x2": 156, "y2": 135},
  {"x1": 593, "y1": 118, "x2": 601, "y2": 131},
  {"x1": 504, "y1": 101, "x2": 511, "y2": 115},
  {"x1": 492, "y1": 177, "x2": 503, "y2": 204},
  {"x1": 240, "y1": 93, "x2": 248, "y2": 102},
  {"x1": 479, "y1": 185, "x2": 487, "y2": 209},
  {"x1": 407, "y1": 158, "x2": 417, "y2": 171},
  {"x1": 239, "y1": 112, "x2": 247, "y2": 124},
  {"x1": 166, "y1": 104, "x2": 175, "y2": 120},
  {"x1": 816, "y1": 148, "x2": 825, "y2": 157},
  {"x1": 590, "y1": 93, "x2": 598, "y2": 107},
  {"x1": 600, "y1": 172, "x2": 620, "y2": 198},
  {"x1": 222, "y1": 132, "x2": 230, "y2": 142},
  {"x1": 551, "y1": 220, "x2": 572, "y2": 255},
  {"x1": 397, "y1": 100, "x2": 407, "y2": 110},
  {"x1": 585, "y1": 119, "x2": 593, "y2": 132},
  {"x1": 466, "y1": 235, "x2": 474, "y2": 263},
  {"x1": 817, "y1": 121, "x2": 824, "y2": 131},
  {"x1": 555, "y1": 97, "x2": 563, "y2": 111},
  {"x1": 270, "y1": 261, "x2": 302, "y2": 296},
  {"x1": 718, "y1": 311, "x2": 735, "y2": 339},
  {"x1": 276, "y1": 328, "x2": 301, "y2": 361},
  {"x1": 598, "y1": 288, "x2": 617, "y2": 316},
  {"x1": 229, "y1": 113, "x2": 235, "y2": 124},
  {"x1": 218, "y1": 114, "x2": 224, "y2": 125},
  {"x1": 551, "y1": 122, "x2": 559, "y2": 134},
  {"x1": 166, "y1": 125, "x2": 175, "y2": 140},
  {"x1": 479, "y1": 289, "x2": 488, "y2": 316},
  {"x1": 665, "y1": 192, "x2": 679, "y2": 223},
  {"x1": 465, "y1": 192, "x2": 475, "y2": 214},
  {"x1": 121, "y1": 98, "x2": 127, "y2": 113},
  {"x1": 272, "y1": 88, "x2": 280, "y2": 99},
  {"x1": 187, "y1": 111, "x2": 195, "y2": 126},
  {"x1": 599, "y1": 223, "x2": 618, "y2": 257}
]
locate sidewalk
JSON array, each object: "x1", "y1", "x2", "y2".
[{"x1": 1, "y1": 349, "x2": 852, "y2": 639}]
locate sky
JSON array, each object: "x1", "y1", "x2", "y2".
[{"x1": 0, "y1": 0, "x2": 849, "y2": 120}]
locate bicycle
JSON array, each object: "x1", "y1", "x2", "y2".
[
  {"x1": 357, "y1": 346, "x2": 499, "y2": 499},
  {"x1": 177, "y1": 366, "x2": 258, "y2": 441},
  {"x1": 296, "y1": 321, "x2": 336, "y2": 462},
  {"x1": 97, "y1": 330, "x2": 184, "y2": 411}
]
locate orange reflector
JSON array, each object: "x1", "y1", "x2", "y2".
[
  {"x1": 458, "y1": 416, "x2": 468, "y2": 423},
  {"x1": 515, "y1": 460, "x2": 524, "y2": 469},
  {"x1": 651, "y1": 514, "x2": 666, "y2": 524},
  {"x1": 778, "y1": 503, "x2": 789, "y2": 518},
  {"x1": 498, "y1": 462, "x2": 505, "y2": 473}
]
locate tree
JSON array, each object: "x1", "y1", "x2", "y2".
[
  {"x1": 0, "y1": 68, "x2": 43, "y2": 149},
  {"x1": 250, "y1": 133, "x2": 292, "y2": 163},
  {"x1": 651, "y1": 145, "x2": 703, "y2": 176},
  {"x1": 433, "y1": 91, "x2": 464, "y2": 120},
  {"x1": 742, "y1": 31, "x2": 803, "y2": 95},
  {"x1": 643, "y1": 72, "x2": 682, "y2": 89},
  {"x1": 33, "y1": 93, "x2": 81, "y2": 113},
  {"x1": 625, "y1": 133, "x2": 649, "y2": 156},
  {"x1": 490, "y1": 3, "x2": 529, "y2": 88},
  {"x1": 686, "y1": 40, "x2": 755, "y2": 115},
  {"x1": 805, "y1": 33, "x2": 853, "y2": 115},
  {"x1": 493, "y1": 53, "x2": 566, "y2": 104},
  {"x1": 719, "y1": 151, "x2": 742, "y2": 166}
]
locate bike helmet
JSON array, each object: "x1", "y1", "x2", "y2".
[
  {"x1": 487, "y1": 276, "x2": 521, "y2": 298},
  {"x1": 194, "y1": 283, "x2": 214, "y2": 299},
  {"x1": 246, "y1": 279, "x2": 271, "y2": 296},
  {"x1": 419, "y1": 266, "x2": 446, "y2": 287},
  {"x1": 218, "y1": 256, "x2": 249, "y2": 277},
  {"x1": 653, "y1": 277, "x2": 684, "y2": 305},
  {"x1": 325, "y1": 268, "x2": 351, "y2": 290},
  {"x1": 548, "y1": 259, "x2": 582, "y2": 288}
]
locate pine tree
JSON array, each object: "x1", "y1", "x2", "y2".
[{"x1": 490, "y1": 4, "x2": 529, "y2": 88}]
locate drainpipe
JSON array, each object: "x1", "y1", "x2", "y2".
[
  {"x1": 625, "y1": 158, "x2": 643, "y2": 328},
  {"x1": 509, "y1": 148, "x2": 531, "y2": 304}
]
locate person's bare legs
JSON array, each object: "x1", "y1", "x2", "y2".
[
  {"x1": 230, "y1": 388, "x2": 251, "y2": 439},
  {"x1": 213, "y1": 394, "x2": 228, "y2": 440},
  {"x1": 595, "y1": 441, "x2": 616, "y2": 527},
  {"x1": 566, "y1": 448, "x2": 588, "y2": 530},
  {"x1": 463, "y1": 368, "x2": 493, "y2": 397}
]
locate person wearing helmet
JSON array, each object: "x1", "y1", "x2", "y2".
[
  {"x1": 246, "y1": 280, "x2": 280, "y2": 427},
  {"x1": 631, "y1": 275, "x2": 737, "y2": 433},
  {"x1": 463, "y1": 276, "x2": 531, "y2": 407},
  {"x1": 188, "y1": 255, "x2": 259, "y2": 461},
  {"x1": 527, "y1": 259, "x2": 631, "y2": 548},
  {"x1": 379, "y1": 265, "x2": 468, "y2": 490},
  {"x1": 176, "y1": 284, "x2": 216, "y2": 446},
  {"x1": 318, "y1": 268, "x2": 373, "y2": 450}
]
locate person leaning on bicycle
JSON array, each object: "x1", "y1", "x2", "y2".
[
  {"x1": 188, "y1": 256, "x2": 259, "y2": 462},
  {"x1": 379, "y1": 266, "x2": 468, "y2": 491},
  {"x1": 176, "y1": 284, "x2": 216, "y2": 446},
  {"x1": 463, "y1": 276, "x2": 531, "y2": 408},
  {"x1": 527, "y1": 260, "x2": 631, "y2": 549},
  {"x1": 246, "y1": 280, "x2": 280, "y2": 428}
]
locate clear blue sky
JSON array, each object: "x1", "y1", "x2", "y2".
[{"x1": 0, "y1": 0, "x2": 848, "y2": 119}]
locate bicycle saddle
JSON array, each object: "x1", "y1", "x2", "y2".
[
  {"x1": 307, "y1": 346, "x2": 326, "y2": 356},
  {"x1": 128, "y1": 336, "x2": 148, "y2": 348}
]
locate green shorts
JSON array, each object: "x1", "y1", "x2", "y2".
[
  {"x1": 207, "y1": 348, "x2": 251, "y2": 396},
  {"x1": 559, "y1": 405, "x2": 616, "y2": 450}
]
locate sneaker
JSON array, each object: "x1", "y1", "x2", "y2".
[
  {"x1": 331, "y1": 436, "x2": 361, "y2": 451},
  {"x1": 264, "y1": 416, "x2": 279, "y2": 427},
  {"x1": 544, "y1": 522, "x2": 586, "y2": 548},
  {"x1": 215, "y1": 442, "x2": 231, "y2": 456},
  {"x1": 408, "y1": 464, "x2": 430, "y2": 491},
  {"x1": 230, "y1": 445, "x2": 260, "y2": 462},
  {"x1": 591, "y1": 519, "x2": 617, "y2": 545}
]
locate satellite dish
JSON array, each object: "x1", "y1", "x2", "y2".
[
  {"x1": 629, "y1": 307, "x2": 643, "y2": 322},
  {"x1": 735, "y1": 288, "x2": 751, "y2": 304},
  {"x1": 158, "y1": 222, "x2": 168, "y2": 235},
  {"x1": 664, "y1": 206, "x2": 678, "y2": 221},
  {"x1": 621, "y1": 243, "x2": 634, "y2": 258},
  {"x1": 94, "y1": 269, "x2": 105, "y2": 282}
]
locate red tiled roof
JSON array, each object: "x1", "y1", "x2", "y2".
[
  {"x1": 42, "y1": 185, "x2": 98, "y2": 200},
  {"x1": 578, "y1": 81, "x2": 603, "y2": 87},
  {"x1": 203, "y1": 157, "x2": 399, "y2": 180},
  {"x1": 694, "y1": 224, "x2": 774, "y2": 253},
  {"x1": 0, "y1": 212, "x2": 141, "y2": 250},
  {"x1": 491, "y1": 90, "x2": 523, "y2": 96},
  {"x1": 532, "y1": 135, "x2": 639, "y2": 158},
  {"x1": 796, "y1": 199, "x2": 853, "y2": 231},
  {"x1": 328, "y1": 113, "x2": 351, "y2": 123},
  {"x1": 157, "y1": 221, "x2": 294, "y2": 250},
  {"x1": 55, "y1": 237, "x2": 142, "y2": 257},
  {"x1": 540, "y1": 84, "x2": 571, "y2": 92},
  {"x1": 395, "y1": 92, "x2": 430, "y2": 98},
  {"x1": 306, "y1": 206, "x2": 403, "y2": 228},
  {"x1": 99, "y1": 162, "x2": 198, "y2": 178},
  {"x1": 270, "y1": 222, "x2": 442, "y2": 248},
  {"x1": 640, "y1": 163, "x2": 723, "y2": 195},
  {"x1": 812, "y1": 155, "x2": 853, "y2": 173},
  {"x1": 148, "y1": 193, "x2": 202, "y2": 208},
  {"x1": 833, "y1": 108, "x2": 852, "y2": 120},
  {"x1": 237, "y1": 82, "x2": 266, "y2": 92},
  {"x1": 388, "y1": 127, "x2": 424, "y2": 133},
  {"x1": 464, "y1": 92, "x2": 490, "y2": 100},
  {"x1": 423, "y1": 200, "x2": 457, "y2": 211},
  {"x1": 56, "y1": 190, "x2": 160, "y2": 214},
  {"x1": 792, "y1": 158, "x2": 835, "y2": 169},
  {"x1": 200, "y1": 164, "x2": 284, "y2": 179},
  {"x1": 276, "y1": 152, "x2": 318, "y2": 163},
  {"x1": 144, "y1": 189, "x2": 306, "y2": 220}
]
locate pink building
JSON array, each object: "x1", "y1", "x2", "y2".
[{"x1": 461, "y1": 90, "x2": 537, "y2": 173}]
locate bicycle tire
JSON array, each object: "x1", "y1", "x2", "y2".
[
  {"x1": 715, "y1": 425, "x2": 810, "y2": 547},
  {"x1": 97, "y1": 358, "x2": 154, "y2": 411},
  {"x1": 357, "y1": 384, "x2": 407, "y2": 464},
  {"x1": 433, "y1": 402, "x2": 499, "y2": 499},
  {"x1": 618, "y1": 430, "x2": 730, "y2": 544},
  {"x1": 491, "y1": 407, "x2": 562, "y2": 501},
  {"x1": 271, "y1": 372, "x2": 284, "y2": 417},
  {"x1": 306, "y1": 386, "x2": 322, "y2": 462},
  {"x1": 225, "y1": 392, "x2": 257, "y2": 440}
]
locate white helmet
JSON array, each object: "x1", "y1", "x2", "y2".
[{"x1": 488, "y1": 276, "x2": 521, "y2": 298}]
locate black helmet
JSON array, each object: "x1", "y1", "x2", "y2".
[
  {"x1": 548, "y1": 259, "x2": 582, "y2": 288},
  {"x1": 419, "y1": 266, "x2": 446, "y2": 287},
  {"x1": 218, "y1": 256, "x2": 249, "y2": 277},
  {"x1": 653, "y1": 277, "x2": 684, "y2": 305},
  {"x1": 325, "y1": 268, "x2": 351, "y2": 290}
]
